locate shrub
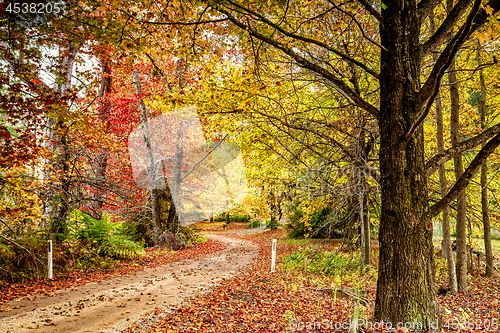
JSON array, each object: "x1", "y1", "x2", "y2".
[
  {"x1": 122, "y1": 217, "x2": 154, "y2": 248},
  {"x1": 285, "y1": 202, "x2": 344, "y2": 239},
  {"x1": 76, "y1": 213, "x2": 142, "y2": 260},
  {"x1": 282, "y1": 247, "x2": 362, "y2": 277},
  {"x1": 247, "y1": 220, "x2": 261, "y2": 228},
  {"x1": 214, "y1": 213, "x2": 251, "y2": 222},
  {"x1": 177, "y1": 226, "x2": 206, "y2": 247}
]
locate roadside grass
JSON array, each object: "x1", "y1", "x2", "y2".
[{"x1": 433, "y1": 237, "x2": 500, "y2": 255}]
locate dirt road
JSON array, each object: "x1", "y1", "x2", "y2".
[{"x1": 0, "y1": 234, "x2": 258, "y2": 333}]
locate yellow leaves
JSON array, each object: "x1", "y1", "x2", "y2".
[
  {"x1": 476, "y1": 27, "x2": 494, "y2": 44},
  {"x1": 0, "y1": 166, "x2": 43, "y2": 225},
  {"x1": 484, "y1": 5, "x2": 494, "y2": 15}
]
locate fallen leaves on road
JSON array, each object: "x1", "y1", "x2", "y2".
[{"x1": 0, "y1": 239, "x2": 227, "y2": 307}]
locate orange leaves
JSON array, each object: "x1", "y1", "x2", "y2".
[
  {"x1": 29, "y1": 78, "x2": 43, "y2": 86},
  {"x1": 484, "y1": 5, "x2": 494, "y2": 15}
]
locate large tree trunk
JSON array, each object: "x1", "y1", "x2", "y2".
[
  {"x1": 165, "y1": 191, "x2": 180, "y2": 232},
  {"x1": 477, "y1": 40, "x2": 494, "y2": 277},
  {"x1": 430, "y1": 11, "x2": 458, "y2": 294},
  {"x1": 374, "y1": 2, "x2": 440, "y2": 326}
]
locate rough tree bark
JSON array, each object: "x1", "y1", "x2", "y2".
[{"x1": 374, "y1": 2, "x2": 440, "y2": 325}]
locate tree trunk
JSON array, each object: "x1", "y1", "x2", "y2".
[
  {"x1": 171, "y1": 128, "x2": 184, "y2": 228},
  {"x1": 359, "y1": 174, "x2": 371, "y2": 266},
  {"x1": 166, "y1": 191, "x2": 180, "y2": 233},
  {"x1": 430, "y1": 10, "x2": 457, "y2": 294},
  {"x1": 436, "y1": 90, "x2": 458, "y2": 293},
  {"x1": 269, "y1": 189, "x2": 278, "y2": 230},
  {"x1": 477, "y1": 40, "x2": 494, "y2": 277},
  {"x1": 132, "y1": 69, "x2": 162, "y2": 246},
  {"x1": 46, "y1": 41, "x2": 77, "y2": 242},
  {"x1": 448, "y1": 49, "x2": 467, "y2": 293},
  {"x1": 92, "y1": 58, "x2": 112, "y2": 220},
  {"x1": 445, "y1": 0, "x2": 468, "y2": 293},
  {"x1": 374, "y1": 3, "x2": 440, "y2": 327},
  {"x1": 345, "y1": 195, "x2": 358, "y2": 244}
]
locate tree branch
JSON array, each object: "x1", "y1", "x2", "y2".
[
  {"x1": 181, "y1": 134, "x2": 228, "y2": 181},
  {"x1": 220, "y1": 0, "x2": 380, "y2": 78},
  {"x1": 430, "y1": 131, "x2": 500, "y2": 217},
  {"x1": 213, "y1": 7, "x2": 380, "y2": 118},
  {"x1": 254, "y1": 110, "x2": 380, "y2": 182},
  {"x1": 0, "y1": 234, "x2": 44, "y2": 266},
  {"x1": 143, "y1": 18, "x2": 229, "y2": 25},
  {"x1": 426, "y1": 122, "x2": 500, "y2": 177},
  {"x1": 357, "y1": 0, "x2": 382, "y2": 22},
  {"x1": 412, "y1": 0, "x2": 500, "y2": 144},
  {"x1": 405, "y1": 0, "x2": 482, "y2": 143},
  {"x1": 418, "y1": 0, "x2": 443, "y2": 21},
  {"x1": 326, "y1": 0, "x2": 387, "y2": 52},
  {"x1": 421, "y1": 0, "x2": 472, "y2": 57}
]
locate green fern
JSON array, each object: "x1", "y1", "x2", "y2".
[
  {"x1": 0, "y1": 242, "x2": 13, "y2": 254},
  {"x1": 74, "y1": 211, "x2": 142, "y2": 260}
]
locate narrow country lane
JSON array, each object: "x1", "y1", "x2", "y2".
[{"x1": 0, "y1": 234, "x2": 258, "y2": 333}]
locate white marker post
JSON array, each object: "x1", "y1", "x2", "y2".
[
  {"x1": 271, "y1": 239, "x2": 276, "y2": 273},
  {"x1": 48, "y1": 240, "x2": 53, "y2": 279}
]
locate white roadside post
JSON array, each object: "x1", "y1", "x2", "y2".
[
  {"x1": 271, "y1": 239, "x2": 276, "y2": 273},
  {"x1": 48, "y1": 240, "x2": 53, "y2": 279}
]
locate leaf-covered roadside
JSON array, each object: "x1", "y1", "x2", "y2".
[
  {"x1": 124, "y1": 230, "x2": 359, "y2": 333},
  {"x1": 124, "y1": 229, "x2": 500, "y2": 332},
  {"x1": 0, "y1": 239, "x2": 226, "y2": 308}
]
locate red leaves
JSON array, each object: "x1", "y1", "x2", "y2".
[{"x1": 0, "y1": 126, "x2": 11, "y2": 139}]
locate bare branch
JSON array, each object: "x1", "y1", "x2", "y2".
[
  {"x1": 0, "y1": 234, "x2": 44, "y2": 266},
  {"x1": 430, "y1": 131, "x2": 500, "y2": 217},
  {"x1": 426, "y1": 122, "x2": 500, "y2": 177},
  {"x1": 406, "y1": 0, "x2": 482, "y2": 142},
  {"x1": 181, "y1": 134, "x2": 228, "y2": 181},
  {"x1": 326, "y1": 0, "x2": 387, "y2": 51},
  {"x1": 421, "y1": 0, "x2": 472, "y2": 57},
  {"x1": 142, "y1": 18, "x2": 228, "y2": 25},
  {"x1": 254, "y1": 110, "x2": 380, "y2": 182},
  {"x1": 219, "y1": 0, "x2": 380, "y2": 78}
]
